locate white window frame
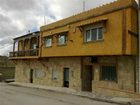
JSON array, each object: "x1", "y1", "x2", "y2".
[
  {"x1": 84, "y1": 26, "x2": 103, "y2": 42},
  {"x1": 58, "y1": 34, "x2": 67, "y2": 45},
  {"x1": 85, "y1": 30, "x2": 91, "y2": 42},
  {"x1": 45, "y1": 37, "x2": 52, "y2": 47},
  {"x1": 52, "y1": 69, "x2": 58, "y2": 80}
]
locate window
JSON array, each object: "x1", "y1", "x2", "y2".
[
  {"x1": 85, "y1": 30, "x2": 91, "y2": 42},
  {"x1": 91, "y1": 29, "x2": 97, "y2": 41},
  {"x1": 30, "y1": 43, "x2": 37, "y2": 49},
  {"x1": 52, "y1": 69, "x2": 58, "y2": 80},
  {"x1": 100, "y1": 65, "x2": 117, "y2": 82},
  {"x1": 32, "y1": 44, "x2": 37, "y2": 49},
  {"x1": 34, "y1": 69, "x2": 46, "y2": 78},
  {"x1": 45, "y1": 37, "x2": 52, "y2": 47},
  {"x1": 98, "y1": 27, "x2": 103, "y2": 39},
  {"x1": 58, "y1": 33, "x2": 67, "y2": 45},
  {"x1": 85, "y1": 27, "x2": 103, "y2": 42}
]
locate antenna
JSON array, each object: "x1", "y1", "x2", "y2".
[
  {"x1": 44, "y1": 16, "x2": 46, "y2": 25},
  {"x1": 83, "y1": 0, "x2": 85, "y2": 11}
]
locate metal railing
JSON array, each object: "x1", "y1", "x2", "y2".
[{"x1": 9, "y1": 49, "x2": 39, "y2": 57}]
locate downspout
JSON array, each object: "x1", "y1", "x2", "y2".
[
  {"x1": 138, "y1": 0, "x2": 140, "y2": 93},
  {"x1": 39, "y1": 31, "x2": 43, "y2": 58}
]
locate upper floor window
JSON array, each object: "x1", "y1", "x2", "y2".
[
  {"x1": 84, "y1": 27, "x2": 103, "y2": 42},
  {"x1": 45, "y1": 37, "x2": 52, "y2": 47},
  {"x1": 58, "y1": 33, "x2": 67, "y2": 45},
  {"x1": 32, "y1": 44, "x2": 37, "y2": 49}
]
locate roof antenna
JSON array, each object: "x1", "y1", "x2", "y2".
[
  {"x1": 44, "y1": 16, "x2": 46, "y2": 25},
  {"x1": 83, "y1": 0, "x2": 85, "y2": 11}
]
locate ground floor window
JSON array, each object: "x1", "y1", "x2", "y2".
[
  {"x1": 52, "y1": 69, "x2": 58, "y2": 80},
  {"x1": 34, "y1": 69, "x2": 46, "y2": 78},
  {"x1": 100, "y1": 65, "x2": 117, "y2": 82}
]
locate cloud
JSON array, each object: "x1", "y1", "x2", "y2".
[
  {"x1": 0, "y1": 0, "x2": 38, "y2": 11},
  {"x1": 1, "y1": 0, "x2": 135, "y2": 56}
]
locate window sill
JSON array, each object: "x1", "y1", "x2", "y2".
[
  {"x1": 57, "y1": 43, "x2": 67, "y2": 47},
  {"x1": 100, "y1": 80, "x2": 117, "y2": 83},
  {"x1": 83, "y1": 39, "x2": 104, "y2": 44},
  {"x1": 44, "y1": 46, "x2": 52, "y2": 48}
]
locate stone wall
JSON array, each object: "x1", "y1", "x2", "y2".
[
  {"x1": 0, "y1": 56, "x2": 15, "y2": 80},
  {"x1": 15, "y1": 57, "x2": 82, "y2": 91},
  {"x1": 0, "y1": 67, "x2": 15, "y2": 80},
  {"x1": 15, "y1": 56, "x2": 137, "y2": 97},
  {"x1": 92, "y1": 56, "x2": 136, "y2": 97}
]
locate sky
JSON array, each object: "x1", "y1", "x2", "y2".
[{"x1": 0, "y1": 0, "x2": 137, "y2": 56}]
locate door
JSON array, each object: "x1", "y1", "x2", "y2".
[
  {"x1": 82, "y1": 65, "x2": 93, "y2": 92},
  {"x1": 63, "y1": 68, "x2": 69, "y2": 88},
  {"x1": 30, "y1": 69, "x2": 34, "y2": 83}
]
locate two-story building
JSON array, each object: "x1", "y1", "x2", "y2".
[{"x1": 10, "y1": 0, "x2": 139, "y2": 97}]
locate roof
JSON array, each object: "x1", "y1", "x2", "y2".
[
  {"x1": 14, "y1": 31, "x2": 40, "y2": 40},
  {"x1": 40, "y1": 0, "x2": 138, "y2": 31}
]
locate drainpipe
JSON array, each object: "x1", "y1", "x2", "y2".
[{"x1": 138, "y1": 0, "x2": 140, "y2": 93}]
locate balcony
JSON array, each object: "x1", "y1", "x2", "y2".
[
  {"x1": 9, "y1": 31, "x2": 40, "y2": 59},
  {"x1": 9, "y1": 49, "x2": 39, "y2": 58}
]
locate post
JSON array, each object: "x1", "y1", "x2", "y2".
[
  {"x1": 13, "y1": 41, "x2": 15, "y2": 57},
  {"x1": 13, "y1": 41, "x2": 15, "y2": 52}
]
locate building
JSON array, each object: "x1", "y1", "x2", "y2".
[{"x1": 9, "y1": 0, "x2": 139, "y2": 97}]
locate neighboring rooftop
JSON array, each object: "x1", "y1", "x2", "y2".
[
  {"x1": 41, "y1": 0, "x2": 137, "y2": 31},
  {"x1": 14, "y1": 31, "x2": 40, "y2": 40}
]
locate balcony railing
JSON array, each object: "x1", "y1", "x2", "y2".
[{"x1": 9, "y1": 49, "x2": 39, "y2": 57}]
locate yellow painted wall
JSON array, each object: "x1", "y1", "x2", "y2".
[
  {"x1": 131, "y1": 8, "x2": 138, "y2": 55},
  {"x1": 41, "y1": 11, "x2": 121, "y2": 57},
  {"x1": 40, "y1": 3, "x2": 138, "y2": 57}
]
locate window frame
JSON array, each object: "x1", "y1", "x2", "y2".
[
  {"x1": 52, "y1": 69, "x2": 58, "y2": 80},
  {"x1": 34, "y1": 69, "x2": 46, "y2": 78},
  {"x1": 45, "y1": 36, "x2": 53, "y2": 47},
  {"x1": 57, "y1": 33, "x2": 67, "y2": 46},
  {"x1": 84, "y1": 26, "x2": 103, "y2": 43},
  {"x1": 100, "y1": 64, "x2": 118, "y2": 83}
]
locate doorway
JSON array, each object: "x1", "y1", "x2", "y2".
[
  {"x1": 63, "y1": 68, "x2": 69, "y2": 88},
  {"x1": 30, "y1": 69, "x2": 34, "y2": 83},
  {"x1": 82, "y1": 65, "x2": 93, "y2": 92}
]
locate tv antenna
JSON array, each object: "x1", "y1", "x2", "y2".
[
  {"x1": 83, "y1": 0, "x2": 86, "y2": 11},
  {"x1": 44, "y1": 16, "x2": 46, "y2": 25}
]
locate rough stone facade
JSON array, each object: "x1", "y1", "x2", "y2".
[
  {"x1": 15, "y1": 56, "x2": 136, "y2": 97},
  {"x1": 90, "y1": 56, "x2": 136, "y2": 97},
  {"x1": 0, "y1": 56, "x2": 15, "y2": 80},
  {"x1": 15, "y1": 57, "x2": 81, "y2": 91}
]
